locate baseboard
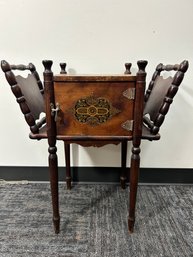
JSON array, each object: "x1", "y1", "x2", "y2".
[{"x1": 0, "y1": 166, "x2": 193, "y2": 184}]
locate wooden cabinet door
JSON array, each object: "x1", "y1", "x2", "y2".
[{"x1": 54, "y1": 75, "x2": 136, "y2": 137}]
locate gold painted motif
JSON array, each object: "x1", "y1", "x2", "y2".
[{"x1": 73, "y1": 95, "x2": 120, "y2": 126}]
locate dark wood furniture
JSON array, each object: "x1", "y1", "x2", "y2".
[
  {"x1": 1, "y1": 59, "x2": 188, "y2": 235},
  {"x1": 43, "y1": 59, "x2": 189, "y2": 234},
  {"x1": 43, "y1": 60, "x2": 148, "y2": 233}
]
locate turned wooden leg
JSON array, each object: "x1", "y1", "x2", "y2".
[
  {"x1": 43, "y1": 60, "x2": 60, "y2": 234},
  {"x1": 128, "y1": 145, "x2": 140, "y2": 233},
  {"x1": 48, "y1": 146, "x2": 60, "y2": 234},
  {"x1": 64, "y1": 142, "x2": 72, "y2": 190},
  {"x1": 120, "y1": 141, "x2": 127, "y2": 189},
  {"x1": 127, "y1": 59, "x2": 147, "y2": 233}
]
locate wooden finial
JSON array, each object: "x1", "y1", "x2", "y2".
[
  {"x1": 137, "y1": 60, "x2": 148, "y2": 73},
  {"x1": 124, "y1": 63, "x2": 132, "y2": 74},
  {"x1": 1, "y1": 60, "x2": 10, "y2": 72},
  {"x1": 60, "y1": 63, "x2": 67, "y2": 74},
  {"x1": 28, "y1": 63, "x2": 36, "y2": 72},
  {"x1": 179, "y1": 60, "x2": 189, "y2": 73},
  {"x1": 155, "y1": 63, "x2": 164, "y2": 72},
  {"x1": 42, "y1": 60, "x2": 53, "y2": 72}
]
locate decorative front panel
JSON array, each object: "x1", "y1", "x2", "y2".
[
  {"x1": 54, "y1": 80, "x2": 135, "y2": 136},
  {"x1": 72, "y1": 95, "x2": 121, "y2": 126}
]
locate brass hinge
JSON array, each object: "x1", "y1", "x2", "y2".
[
  {"x1": 123, "y1": 88, "x2": 135, "y2": 100},
  {"x1": 121, "y1": 120, "x2": 134, "y2": 131}
]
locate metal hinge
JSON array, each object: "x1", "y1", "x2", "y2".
[
  {"x1": 123, "y1": 88, "x2": 135, "y2": 100},
  {"x1": 121, "y1": 120, "x2": 134, "y2": 131},
  {"x1": 50, "y1": 103, "x2": 60, "y2": 122}
]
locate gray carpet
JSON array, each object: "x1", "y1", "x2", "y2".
[{"x1": 0, "y1": 183, "x2": 192, "y2": 257}]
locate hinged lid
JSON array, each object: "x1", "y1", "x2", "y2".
[{"x1": 54, "y1": 74, "x2": 136, "y2": 82}]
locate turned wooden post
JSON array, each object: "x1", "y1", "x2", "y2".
[
  {"x1": 128, "y1": 60, "x2": 147, "y2": 233},
  {"x1": 124, "y1": 63, "x2": 132, "y2": 74},
  {"x1": 120, "y1": 62, "x2": 132, "y2": 188},
  {"x1": 64, "y1": 143, "x2": 72, "y2": 190},
  {"x1": 59, "y1": 63, "x2": 72, "y2": 189},
  {"x1": 43, "y1": 60, "x2": 60, "y2": 234},
  {"x1": 120, "y1": 141, "x2": 127, "y2": 189},
  {"x1": 60, "y1": 63, "x2": 67, "y2": 74}
]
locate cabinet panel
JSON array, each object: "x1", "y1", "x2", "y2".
[{"x1": 54, "y1": 80, "x2": 135, "y2": 136}]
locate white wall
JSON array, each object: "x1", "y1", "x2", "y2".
[{"x1": 0, "y1": 0, "x2": 193, "y2": 168}]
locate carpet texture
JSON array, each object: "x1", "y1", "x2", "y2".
[{"x1": 0, "y1": 183, "x2": 192, "y2": 257}]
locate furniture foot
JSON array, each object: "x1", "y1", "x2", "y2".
[
  {"x1": 53, "y1": 216, "x2": 60, "y2": 234},
  {"x1": 66, "y1": 176, "x2": 72, "y2": 190},
  {"x1": 120, "y1": 176, "x2": 127, "y2": 189},
  {"x1": 128, "y1": 217, "x2": 135, "y2": 233}
]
